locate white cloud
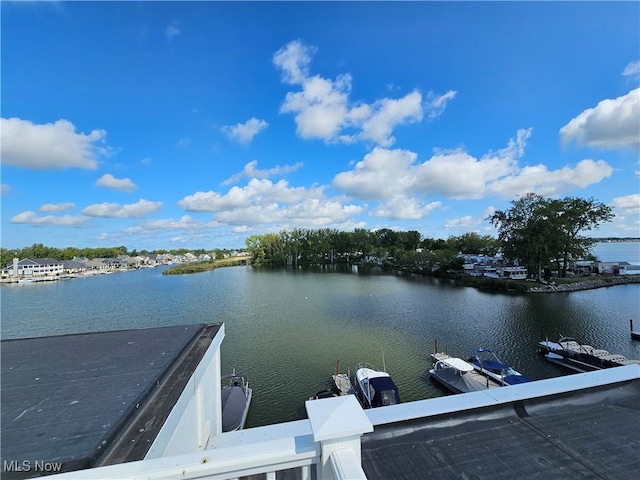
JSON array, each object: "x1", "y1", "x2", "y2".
[
  {"x1": 222, "y1": 160, "x2": 303, "y2": 185},
  {"x1": 273, "y1": 40, "x2": 438, "y2": 147},
  {"x1": 178, "y1": 178, "x2": 362, "y2": 228},
  {"x1": 11, "y1": 211, "x2": 89, "y2": 227},
  {"x1": 444, "y1": 215, "x2": 479, "y2": 231},
  {"x1": 334, "y1": 130, "x2": 614, "y2": 205},
  {"x1": 40, "y1": 202, "x2": 75, "y2": 213},
  {"x1": 221, "y1": 117, "x2": 268, "y2": 144},
  {"x1": 425, "y1": 90, "x2": 457, "y2": 121},
  {"x1": 489, "y1": 159, "x2": 614, "y2": 198},
  {"x1": 359, "y1": 91, "x2": 423, "y2": 147},
  {"x1": 96, "y1": 173, "x2": 137, "y2": 192},
  {"x1": 179, "y1": 178, "x2": 322, "y2": 212},
  {"x1": 280, "y1": 73, "x2": 353, "y2": 141},
  {"x1": 560, "y1": 88, "x2": 640, "y2": 151},
  {"x1": 81, "y1": 199, "x2": 162, "y2": 218},
  {"x1": 372, "y1": 196, "x2": 441, "y2": 220},
  {"x1": 126, "y1": 215, "x2": 221, "y2": 233},
  {"x1": 333, "y1": 147, "x2": 418, "y2": 200},
  {"x1": 215, "y1": 198, "x2": 363, "y2": 227},
  {"x1": 611, "y1": 193, "x2": 640, "y2": 216},
  {"x1": 1, "y1": 184, "x2": 9, "y2": 195},
  {"x1": 0, "y1": 117, "x2": 108, "y2": 170},
  {"x1": 622, "y1": 60, "x2": 640, "y2": 77},
  {"x1": 273, "y1": 40, "x2": 315, "y2": 85}
]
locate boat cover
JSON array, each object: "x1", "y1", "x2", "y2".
[
  {"x1": 221, "y1": 386, "x2": 249, "y2": 432},
  {"x1": 369, "y1": 376, "x2": 401, "y2": 407},
  {"x1": 503, "y1": 374, "x2": 531, "y2": 385},
  {"x1": 441, "y1": 357, "x2": 474, "y2": 372},
  {"x1": 474, "y1": 359, "x2": 510, "y2": 372},
  {"x1": 430, "y1": 368, "x2": 489, "y2": 394}
]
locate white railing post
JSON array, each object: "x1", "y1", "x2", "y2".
[{"x1": 305, "y1": 395, "x2": 373, "y2": 480}]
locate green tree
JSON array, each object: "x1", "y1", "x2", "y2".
[
  {"x1": 548, "y1": 197, "x2": 614, "y2": 277},
  {"x1": 489, "y1": 193, "x2": 614, "y2": 279},
  {"x1": 489, "y1": 193, "x2": 556, "y2": 279},
  {"x1": 447, "y1": 232, "x2": 499, "y2": 256}
]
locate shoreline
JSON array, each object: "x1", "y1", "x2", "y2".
[{"x1": 527, "y1": 275, "x2": 640, "y2": 293}]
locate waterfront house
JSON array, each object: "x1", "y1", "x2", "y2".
[{"x1": 5, "y1": 257, "x2": 64, "y2": 278}]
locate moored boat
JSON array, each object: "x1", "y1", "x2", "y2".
[
  {"x1": 353, "y1": 363, "x2": 401, "y2": 408},
  {"x1": 538, "y1": 336, "x2": 640, "y2": 373},
  {"x1": 429, "y1": 353, "x2": 502, "y2": 394},
  {"x1": 221, "y1": 369, "x2": 252, "y2": 432},
  {"x1": 468, "y1": 348, "x2": 532, "y2": 385}
]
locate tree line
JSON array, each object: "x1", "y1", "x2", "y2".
[
  {"x1": 246, "y1": 194, "x2": 613, "y2": 280},
  {"x1": 245, "y1": 228, "x2": 499, "y2": 272}
]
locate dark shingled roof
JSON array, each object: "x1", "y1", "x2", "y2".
[{"x1": 1, "y1": 323, "x2": 222, "y2": 479}]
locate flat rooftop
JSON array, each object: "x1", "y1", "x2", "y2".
[
  {"x1": 1, "y1": 323, "x2": 222, "y2": 479},
  {"x1": 361, "y1": 375, "x2": 640, "y2": 479}
]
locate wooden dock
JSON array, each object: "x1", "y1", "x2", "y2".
[{"x1": 332, "y1": 373, "x2": 356, "y2": 396}]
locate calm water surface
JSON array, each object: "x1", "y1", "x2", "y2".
[{"x1": 2, "y1": 244, "x2": 640, "y2": 427}]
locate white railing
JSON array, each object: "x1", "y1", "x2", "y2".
[{"x1": 47, "y1": 364, "x2": 640, "y2": 480}]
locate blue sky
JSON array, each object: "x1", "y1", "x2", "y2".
[{"x1": 1, "y1": 1, "x2": 639, "y2": 251}]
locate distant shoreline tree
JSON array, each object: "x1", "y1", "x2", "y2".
[{"x1": 489, "y1": 193, "x2": 614, "y2": 279}]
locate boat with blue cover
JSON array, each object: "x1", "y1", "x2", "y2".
[
  {"x1": 468, "y1": 348, "x2": 532, "y2": 386},
  {"x1": 353, "y1": 363, "x2": 401, "y2": 408}
]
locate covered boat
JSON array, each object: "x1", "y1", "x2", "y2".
[
  {"x1": 354, "y1": 364, "x2": 401, "y2": 408},
  {"x1": 429, "y1": 354, "x2": 502, "y2": 394},
  {"x1": 469, "y1": 348, "x2": 532, "y2": 385},
  {"x1": 221, "y1": 370, "x2": 252, "y2": 432}
]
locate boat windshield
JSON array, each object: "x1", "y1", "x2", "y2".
[{"x1": 380, "y1": 390, "x2": 399, "y2": 406}]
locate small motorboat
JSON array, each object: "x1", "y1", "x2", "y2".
[
  {"x1": 469, "y1": 348, "x2": 532, "y2": 385},
  {"x1": 429, "y1": 353, "x2": 502, "y2": 394},
  {"x1": 353, "y1": 364, "x2": 401, "y2": 408},
  {"x1": 220, "y1": 369, "x2": 252, "y2": 432}
]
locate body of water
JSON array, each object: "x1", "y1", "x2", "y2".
[
  {"x1": 2, "y1": 256, "x2": 639, "y2": 428},
  {"x1": 593, "y1": 240, "x2": 640, "y2": 263}
]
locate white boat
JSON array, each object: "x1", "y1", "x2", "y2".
[
  {"x1": 468, "y1": 348, "x2": 532, "y2": 385},
  {"x1": 353, "y1": 363, "x2": 401, "y2": 408},
  {"x1": 220, "y1": 370, "x2": 252, "y2": 432},
  {"x1": 429, "y1": 353, "x2": 502, "y2": 394}
]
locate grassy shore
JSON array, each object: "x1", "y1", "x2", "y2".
[{"x1": 162, "y1": 255, "x2": 252, "y2": 275}]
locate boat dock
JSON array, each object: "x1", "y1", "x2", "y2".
[
  {"x1": 431, "y1": 352, "x2": 502, "y2": 390},
  {"x1": 332, "y1": 373, "x2": 356, "y2": 396},
  {"x1": 539, "y1": 337, "x2": 640, "y2": 373}
]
